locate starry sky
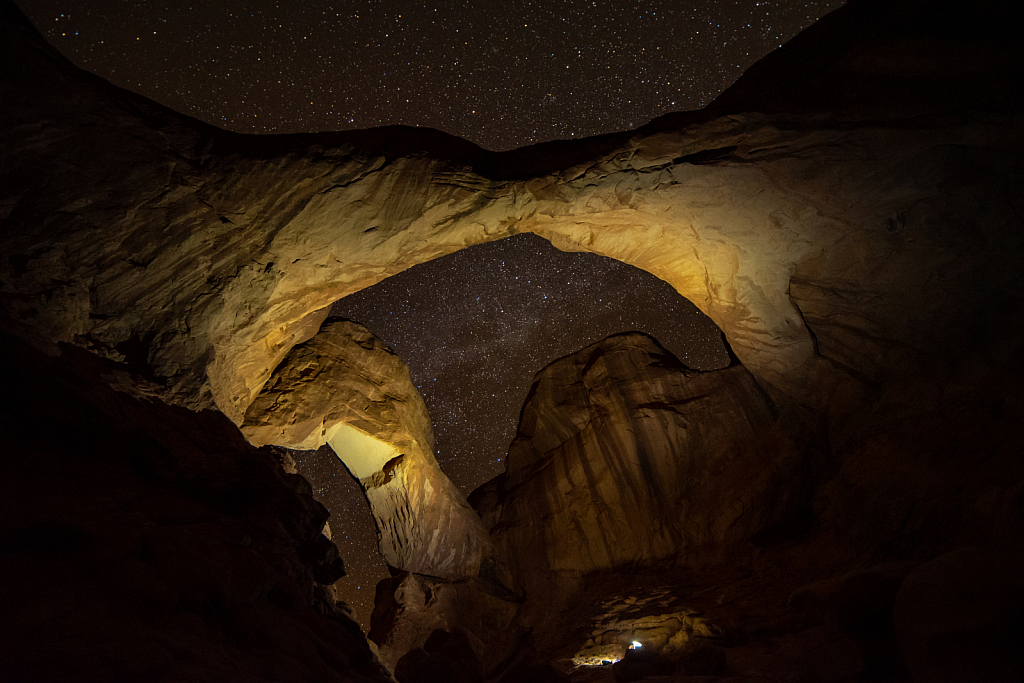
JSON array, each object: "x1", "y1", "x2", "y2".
[
  {"x1": 17, "y1": 0, "x2": 842, "y2": 151},
  {"x1": 14, "y1": 0, "x2": 845, "y2": 629}
]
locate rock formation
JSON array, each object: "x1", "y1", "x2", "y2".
[
  {"x1": 487, "y1": 333, "x2": 799, "y2": 600},
  {"x1": 241, "y1": 318, "x2": 491, "y2": 579},
  {"x1": 0, "y1": 332, "x2": 393, "y2": 683},
  {"x1": 367, "y1": 571, "x2": 522, "y2": 674},
  {"x1": 3, "y1": 0, "x2": 1020, "y2": 449},
  {"x1": 2, "y1": 0, "x2": 1023, "y2": 679}
]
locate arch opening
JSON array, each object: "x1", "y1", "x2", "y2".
[{"x1": 251, "y1": 233, "x2": 733, "y2": 628}]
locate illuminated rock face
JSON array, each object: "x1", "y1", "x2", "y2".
[
  {"x1": 486, "y1": 332, "x2": 799, "y2": 603},
  {"x1": 3, "y1": 0, "x2": 1020, "y2": 450},
  {"x1": 241, "y1": 318, "x2": 492, "y2": 579}
]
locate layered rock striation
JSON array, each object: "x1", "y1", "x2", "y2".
[
  {"x1": 241, "y1": 318, "x2": 491, "y2": 579},
  {"x1": 420, "y1": 332, "x2": 806, "y2": 664},
  {"x1": 491, "y1": 333, "x2": 798, "y2": 588}
]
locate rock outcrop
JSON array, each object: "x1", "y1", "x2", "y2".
[
  {"x1": 0, "y1": 332, "x2": 393, "y2": 683},
  {"x1": 378, "y1": 332, "x2": 800, "y2": 668},
  {"x1": 368, "y1": 571, "x2": 522, "y2": 674},
  {"x1": 241, "y1": 318, "x2": 491, "y2": 579},
  {"x1": 488, "y1": 333, "x2": 799, "y2": 599}
]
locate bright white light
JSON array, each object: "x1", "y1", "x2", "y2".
[{"x1": 631, "y1": 641, "x2": 642, "y2": 649}]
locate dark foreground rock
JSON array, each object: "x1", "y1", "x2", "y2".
[
  {"x1": 0, "y1": 332, "x2": 393, "y2": 683},
  {"x1": 894, "y1": 548, "x2": 1024, "y2": 683}
]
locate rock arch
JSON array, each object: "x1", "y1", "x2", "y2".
[
  {"x1": 7, "y1": 0, "x2": 1016, "y2": 450},
  {"x1": 5, "y1": 0, "x2": 1024, "y2": 677},
  {"x1": 203, "y1": 134, "x2": 835, "y2": 434},
  {"x1": 239, "y1": 317, "x2": 493, "y2": 580},
  {"x1": 3, "y1": 0, "x2": 1021, "y2": 588}
]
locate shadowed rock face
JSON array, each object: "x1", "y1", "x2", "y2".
[
  {"x1": 495, "y1": 333, "x2": 797, "y2": 585},
  {"x1": 0, "y1": 333, "x2": 394, "y2": 683},
  {"x1": 438, "y1": 333, "x2": 804, "y2": 661},
  {"x1": 241, "y1": 318, "x2": 492, "y2": 579}
]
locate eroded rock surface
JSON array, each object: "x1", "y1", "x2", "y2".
[
  {"x1": 490, "y1": 333, "x2": 799, "y2": 602},
  {"x1": 368, "y1": 571, "x2": 521, "y2": 674},
  {"x1": 242, "y1": 318, "x2": 491, "y2": 579},
  {"x1": 2, "y1": 0, "x2": 1021, "y2": 452}
]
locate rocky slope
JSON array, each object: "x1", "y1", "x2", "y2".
[{"x1": 241, "y1": 318, "x2": 491, "y2": 579}]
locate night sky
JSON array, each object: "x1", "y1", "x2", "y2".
[
  {"x1": 17, "y1": 0, "x2": 841, "y2": 152},
  {"x1": 15, "y1": 0, "x2": 844, "y2": 628}
]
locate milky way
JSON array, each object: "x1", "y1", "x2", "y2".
[{"x1": 15, "y1": 0, "x2": 845, "y2": 628}]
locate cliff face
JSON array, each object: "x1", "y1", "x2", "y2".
[{"x1": 241, "y1": 318, "x2": 491, "y2": 579}]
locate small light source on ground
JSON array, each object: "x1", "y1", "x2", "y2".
[{"x1": 631, "y1": 641, "x2": 642, "y2": 649}]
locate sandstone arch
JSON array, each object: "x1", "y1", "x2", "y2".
[
  {"x1": 6, "y1": 0, "x2": 1017, "y2": 453},
  {"x1": 239, "y1": 317, "x2": 493, "y2": 580},
  {"x1": 201, "y1": 131, "x2": 837, "y2": 431},
  {"x1": 3, "y1": 0, "x2": 1021, "y2": 587}
]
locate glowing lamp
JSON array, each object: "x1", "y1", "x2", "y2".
[{"x1": 631, "y1": 641, "x2": 642, "y2": 649}]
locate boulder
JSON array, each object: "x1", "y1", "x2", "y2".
[
  {"x1": 368, "y1": 571, "x2": 522, "y2": 673},
  {"x1": 675, "y1": 644, "x2": 726, "y2": 676},
  {"x1": 612, "y1": 648, "x2": 674, "y2": 682},
  {"x1": 799, "y1": 638, "x2": 865, "y2": 683},
  {"x1": 392, "y1": 628, "x2": 484, "y2": 683}
]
